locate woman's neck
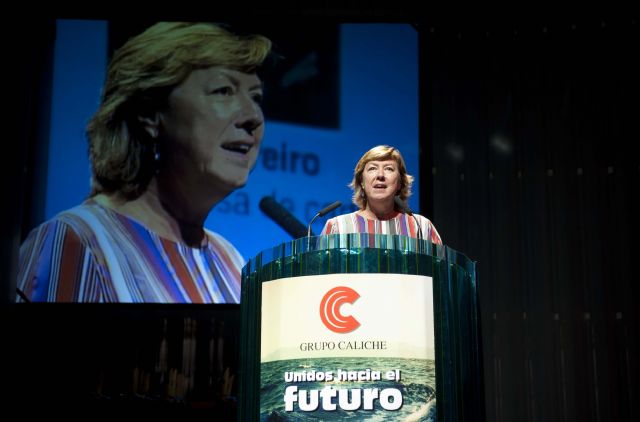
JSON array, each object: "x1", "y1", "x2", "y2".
[
  {"x1": 360, "y1": 201, "x2": 398, "y2": 221},
  {"x1": 93, "y1": 178, "x2": 217, "y2": 247}
]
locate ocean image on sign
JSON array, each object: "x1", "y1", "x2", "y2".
[{"x1": 260, "y1": 357, "x2": 436, "y2": 421}]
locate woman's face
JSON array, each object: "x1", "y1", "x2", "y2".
[
  {"x1": 361, "y1": 159, "x2": 400, "y2": 206},
  {"x1": 157, "y1": 66, "x2": 264, "y2": 194}
]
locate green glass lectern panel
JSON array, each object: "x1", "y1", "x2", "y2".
[{"x1": 240, "y1": 234, "x2": 482, "y2": 422}]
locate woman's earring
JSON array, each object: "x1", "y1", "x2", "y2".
[
  {"x1": 149, "y1": 128, "x2": 160, "y2": 162},
  {"x1": 153, "y1": 142, "x2": 161, "y2": 173}
]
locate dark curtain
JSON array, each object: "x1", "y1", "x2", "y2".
[{"x1": 422, "y1": 18, "x2": 639, "y2": 421}]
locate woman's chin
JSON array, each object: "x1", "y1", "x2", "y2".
[
  {"x1": 368, "y1": 193, "x2": 395, "y2": 203},
  {"x1": 209, "y1": 173, "x2": 249, "y2": 193}
]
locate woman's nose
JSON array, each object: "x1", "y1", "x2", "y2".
[
  {"x1": 236, "y1": 96, "x2": 263, "y2": 136},
  {"x1": 237, "y1": 115, "x2": 262, "y2": 136}
]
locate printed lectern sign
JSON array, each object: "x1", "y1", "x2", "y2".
[{"x1": 260, "y1": 273, "x2": 436, "y2": 420}]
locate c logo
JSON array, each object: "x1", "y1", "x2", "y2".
[{"x1": 319, "y1": 286, "x2": 361, "y2": 333}]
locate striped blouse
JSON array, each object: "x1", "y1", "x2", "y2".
[
  {"x1": 17, "y1": 201, "x2": 243, "y2": 303},
  {"x1": 321, "y1": 211, "x2": 443, "y2": 245}
]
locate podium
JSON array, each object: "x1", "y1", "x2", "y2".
[{"x1": 239, "y1": 234, "x2": 482, "y2": 421}]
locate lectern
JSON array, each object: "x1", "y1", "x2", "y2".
[{"x1": 239, "y1": 234, "x2": 482, "y2": 421}]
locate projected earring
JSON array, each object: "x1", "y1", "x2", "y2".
[
  {"x1": 149, "y1": 128, "x2": 160, "y2": 161},
  {"x1": 152, "y1": 139, "x2": 161, "y2": 174}
]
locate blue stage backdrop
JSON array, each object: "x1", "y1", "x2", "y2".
[{"x1": 44, "y1": 20, "x2": 419, "y2": 261}]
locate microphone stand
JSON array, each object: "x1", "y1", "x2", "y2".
[
  {"x1": 307, "y1": 213, "x2": 320, "y2": 251},
  {"x1": 306, "y1": 201, "x2": 343, "y2": 250},
  {"x1": 307, "y1": 214, "x2": 320, "y2": 239},
  {"x1": 394, "y1": 196, "x2": 423, "y2": 254}
]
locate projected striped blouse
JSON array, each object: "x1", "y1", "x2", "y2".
[
  {"x1": 17, "y1": 202, "x2": 243, "y2": 303},
  {"x1": 321, "y1": 211, "x2": 443, "y2": 245}
]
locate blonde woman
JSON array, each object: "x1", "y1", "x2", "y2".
[
  {"x1": 321, "y1": 145, "x2": 442, "y2": 244},
  {"x1": 18, "y1": 22, "x2": 271, "y2": 303}
]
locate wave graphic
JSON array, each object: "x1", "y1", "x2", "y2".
[{"x1": 261, "y1": 357, "x2": 436, "y2": 421}]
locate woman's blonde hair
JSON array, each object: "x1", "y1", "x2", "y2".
[
  {"x1": 87, "y1": 22, "x2": 272, "y2": 199},
  {"x1": 350, "y1": 145, "x2": 414, "y2": 209}
]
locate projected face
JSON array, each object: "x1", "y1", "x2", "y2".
[
  {"x1": 157, "y1": 67, "x2": 264, "y2": 194},
  {"x1": 361, "y1": 160, "x2": 400, "y2": 206}
]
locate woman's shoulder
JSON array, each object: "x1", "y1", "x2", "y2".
[
  {"x1": 203, "y1": 229, "x2": 245, "y2": 265},
  {"x1": 413, "y1": 213, "x2": 443, "y2": 245},
  {"x1": 18, "y1": 203, "x2": 111, "y2": 281},
  {"x1": 26, "y1": 202, "x2": 106, "y2": 236},
  {"x1": 412, "y1": 213, "x2": 434, "y2": 224},
  {"x1": 54, "y1": 201, "x2": 122, "y2": 233},
  {"x1": 21, "y1": 201, "x2": 134, "y2": 256}
]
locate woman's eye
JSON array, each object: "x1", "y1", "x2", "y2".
[
  {"x1": 212, "y1": 86, "x2": 234, "y2": 96},
  {"x1": 252, "y1": 93, "x2": 264, "y2": 104}
]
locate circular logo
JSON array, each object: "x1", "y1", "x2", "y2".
[{"x1": 319, "y1": 286, "x2": 361, "y2": 333}]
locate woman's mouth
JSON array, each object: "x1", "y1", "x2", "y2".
[{"x1": 221, "y1": 141, "x2": 254, "y2": 155}]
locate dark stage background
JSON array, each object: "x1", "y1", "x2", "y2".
[
  {"x1": 3, "y1": 11, "x2": 638, "y2": 421},
  {"x1": 424, "y1": 16, "x2": 639, "y2": 422}
]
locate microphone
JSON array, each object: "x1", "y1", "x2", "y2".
[
  {"x1": 394, "y1": 196, "x2": 423, "y2": 242},
  {"x1": 307, "y1": 201, "x2": 342, "y2": 237},
  {"x1": 259, "y1": 196, "x2": 308, "y2": 239}
]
